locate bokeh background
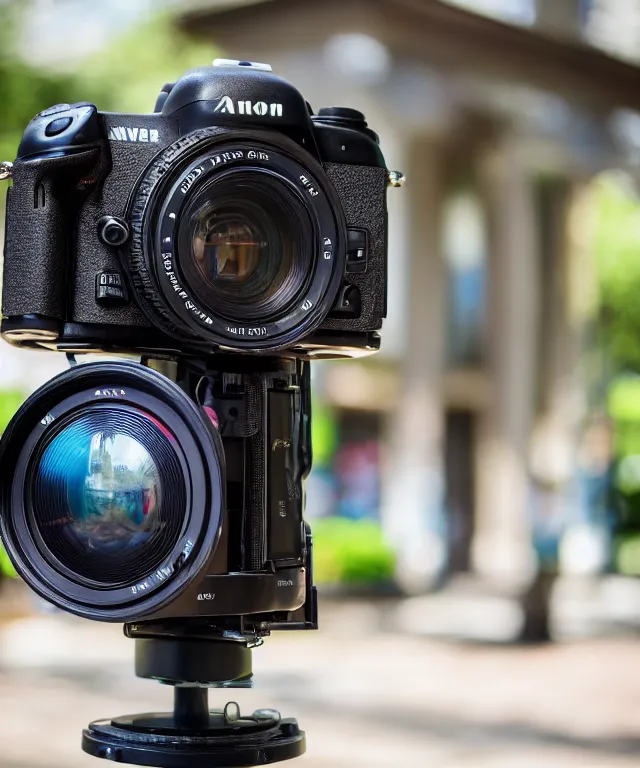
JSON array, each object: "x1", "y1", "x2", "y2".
[{"x1": 3, "y1": 0, "x2": 640, "y2": 766}]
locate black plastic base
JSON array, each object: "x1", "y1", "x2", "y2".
[
  {"x1": 83, "y1": 626, "x2": 306, "y2": 765},
  {"x1": 134, "y1": 638, "x2": 253, "y2": 686},
  {"x1": 82, "y1": 705, "x2": 305, "y2": 768}
]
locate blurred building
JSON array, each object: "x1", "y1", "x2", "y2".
[{"x1": 174, "y1": 0, "x2": 640, "y2": 590}]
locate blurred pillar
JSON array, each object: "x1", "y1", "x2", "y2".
[
  {"x1": 541, "y1": 179, "x2": 603, "y2": 576},
  {"x1": 520, "y1": 178, "x2": 594, "y2": 639},
  {"x1": 529, "y1": 179, "x2": 586, "y2": 523},
  {"x1": 380, "y1": 136, "x2": 448, "y2": 593},
  {"x1": 472, "y1": 136, "x2": 538, "y2": 586}
]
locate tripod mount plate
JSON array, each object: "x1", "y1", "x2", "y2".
[{"x1": 82, "y1": 704, "x2": 305, "y2": 768}]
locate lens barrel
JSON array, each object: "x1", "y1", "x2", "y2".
[
  {"x1": 0, "y1": 361, "x2": 224, "y2": 622},
  {"x1": 127, "y1": 129, "x2": 346, "y2": 351}
]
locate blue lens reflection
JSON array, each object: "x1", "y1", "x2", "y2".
[{"x1": 38, "y1": 420, "x2": 162, "y2": 558}]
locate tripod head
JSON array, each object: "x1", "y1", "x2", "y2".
[{"x1": 82, "y1": 626, "x2": 306, "y2": 767}]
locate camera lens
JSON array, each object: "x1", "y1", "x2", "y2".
[
  {"x1": 0, "y1": 361, "x2": 224, "y2": 621},
  {"x1": 181, "y1": 171, "x2": 313, "y2": 323},
  {"x1": 129, "y1": 136, "x2": 346, "y2": 350},
  {"x1": 29, "y1": 407, "x2": 185, "y2": 587}
]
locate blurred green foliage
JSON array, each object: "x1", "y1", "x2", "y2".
[
  {"x1": 591, "y1": 177, "x2": 640, "y2": 575},
  {"x1": 608, "y1": 375, "x2": 640, "y2": 422},
  {"x1": 0, "y1": 546, "x2": 17, "y2": 579},
  {"x1": 606, "y1": 376, "x2": 640, "y2": 574},
  {"x1": 615, "y1": 534, "x2": 640, "y2": 575},
  {"x1": 0, "y1": 389, "x2": 24, "y2": 433},
  {"x1": 75, "y1": 15, "x2": 216, "y2": 114},
  {"x1": 310, "y1": 398, "x2": 339, "y2": 468},
  {"x1": 593, "y1": 174, "x2": 640, "y2": 374},
  {"x1": 608, "y1": 375, "x2": 640, "y2": 457},
  {"x1": 0, "y1": 6, "x2": 215, "y2": 163},
  {"x1": 0, "y1": 390, "x2": 22, "y2": 578},
  {"x1": 312, "y1": 517, "x2": 396, "y2": 585}
]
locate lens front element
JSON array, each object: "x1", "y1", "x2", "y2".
[
  {"x1": 129, "y1": 134, "x2": 346, "y2": 350},
  {"x1": 185, "y1": 171, "x2": 312, "y2": 323},
  {"x1": 30, "y1": 407, "x2": 185, "y2": 587}
]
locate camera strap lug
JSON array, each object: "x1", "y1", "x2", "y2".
[
  {"x1": 387, "y1": 169, "x2": 405, "y2": 187},
  {"x1": 0, "y1": 161, "x2": 13, "y2": 181}
]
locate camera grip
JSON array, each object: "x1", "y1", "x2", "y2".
[{"x1": 2, "y1": 149, "x2": 99, "y2": 321}]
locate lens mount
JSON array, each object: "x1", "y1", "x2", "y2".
[
  {"x1": 0, "y1": 361, "x2": 224, "y2": 622},
  {"x1": 127, "y1": 129, "x2": 346, "y2": 351}
]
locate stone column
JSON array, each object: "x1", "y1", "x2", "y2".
[
  {"x1": 530, "y1": 179, "x2": 586, "y2": 499},
  {"x1": 472, "y1": 135, "x2": 539, "y2": 587},
  {"x1": 380, "y1": 136, "x2": 448, "y2": 593},
  {"x1": 541, "y1": 179, "x2": 602, "y2": 576}
]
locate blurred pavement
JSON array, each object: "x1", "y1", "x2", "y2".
[{"x1": 1, "y1": 588, "x2": 640, "y2": 767}]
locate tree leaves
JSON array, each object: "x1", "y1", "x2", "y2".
[{"x1": 592, "y1": 173, "x2": 640, "y2": 373}]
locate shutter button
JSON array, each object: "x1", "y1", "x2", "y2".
[
  {"x1": 314, "y1": 107, "x2": 379, "y2": 142},
  {"x1": 45, "y1": 116, "x2": 73, "y2": 137},
  {"x1": 316, "y1": 107, "x2": 366, "y2": 124}
]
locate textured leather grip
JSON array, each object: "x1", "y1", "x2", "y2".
[{"x1": 2, "y1": 149, "x2": 99, "y2": 320}]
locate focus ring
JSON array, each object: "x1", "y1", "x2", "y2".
[
  {"x1": 126, "y1": 128, "x2": 346, "y2": 350},
  {"x1": 128, "y1": 128, "x2": 229, "y2": 341}
]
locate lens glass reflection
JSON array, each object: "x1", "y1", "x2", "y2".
[
  {"x1": 194, "y1": 218, "x2": 263, "y2": 286},
  {"x1": 183, "y1": 170, "x2": 314, "y2": 323},
  {"x1": 47, "y1": 429, "x2": 160, "y2": 555},
  {"x1": 30, "y1": 408, "x2": 186, "y2": 586}
]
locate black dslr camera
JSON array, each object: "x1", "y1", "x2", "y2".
[
  {"x1": 0, "y1": 356, "x2": 315, "y2": 627},
  {"x1": 2, "y1": 58, "x2": 394, "y2": 358},
  {"x1": 0, "y1": 60, "x2": 400, "y2": 768}
]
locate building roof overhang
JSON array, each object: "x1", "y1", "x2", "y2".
[{"x1": 178, "y1": 0, "x2": 640, "y2": 114}]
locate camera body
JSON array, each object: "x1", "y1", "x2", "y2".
[
  {"x1": 2, "y1": 60, "x2": 389, "y2": 358},
  {"x1": 0, "y1": 356, "x2": 316, "y2": 631},
  {"x1": 0, "y1": 61, "x2": 401, "y2": 667},
  {"x1": 148, "y1": 356, "x2": 317, "y2": 632},
  {"x1": 0, "y1": 59, "x2": 401, "y2": 762}
]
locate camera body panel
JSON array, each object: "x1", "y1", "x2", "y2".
[
  {"x1": 0, "y1": 357, "x2": 316, "y2": 630},
  {"x1": 2, "y1": 63, "x2": 389, "y2": 357},
  {"x1": 147, "y1": 357, "x2": 316, "y2": 629}
]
